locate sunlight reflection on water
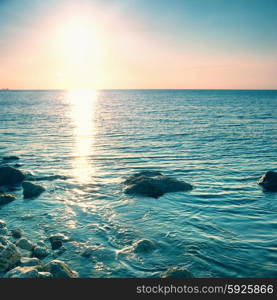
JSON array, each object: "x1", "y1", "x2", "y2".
[{"x1": 68, "y1": 89, "x2": 98, "y2": 182}]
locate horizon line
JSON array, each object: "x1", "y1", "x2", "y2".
[{"x1": 1, "y1": 88, "x2": 277, "y2": 91}]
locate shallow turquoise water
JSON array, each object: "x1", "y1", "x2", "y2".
[{"x1": 0, "y1": 89, "x2": 276, "y2": 277}]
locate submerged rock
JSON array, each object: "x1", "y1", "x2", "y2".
[
  {"x1": 20, "y1": 257, "x2": 41, "y2": 267},
  {"x1": 124, "y1": 171, "x2": 163, "y2": 185},
  {"x1": 0, "y1": 220, "x2": 6, "y2": 229},
  {"x1": 133, "y1": 239, "x2": 156, "y2": 254},
  {"x1": 18, "y1": 248, "x2": 32, "y2": 258},
  {"x1": 0, "y1": 166, "x2": 25, "y2": 186},
  {"x1": 11, "y1": 228, "x2": 23, "y2": 239},
  {"x1": 124, "y1": 171, "x2": 193, "y2": 198},
  {"x1": 81, "y1": 246, "x2": 97, "y2": 258},
  {"x1": 45, "y1": 260, "x2": 79, "y2": 278},
  {"x1": 16, "y1": 238, "x2": 35, "y2": 251},
  {"x1": 13, "y1": 163, "x2": 23, "y2": 168},
  {"x1": 22, "y1": 181, "x2": 45, "y2": 198},
  {"x1": 0, "y1": 193, "x2": 16, "y2": 206},
  {"x1": 0, "y1": 220, "x2": 8, "y2": 235},
  {"x1": 0, "y1": 239, "x2": 21, "y2": 272},
  {"x1": 49, "y1": 233, "x2": 68, "y2": 250},
  {"x1": 53, "y1": 246, "x2": 66, "y2": 258},
  {"x1": 27, "y1": 175, "x2": 69, "y2": 182},
  {"x1": 161, "y1": 266, "x2": 194, "y2": 278},
  {"x1": 33, "y1": 246, "x2": 49, "y2": 259},
  {"x1": 258, "y1": 171, "x2": 277, "y2": 192},
  {"x1": 0, "y1": 228, "x2": 8, "y2": 236},
  {"x1": 2, "y1": 156, "x2": 20, "y2": 161}
]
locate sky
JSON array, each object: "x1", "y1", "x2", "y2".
[{"x1": 0, "y1": 0, "x2": 276, "y2": 89}]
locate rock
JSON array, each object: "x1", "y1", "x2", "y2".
[
  {"x1": 0, "y1": 220, "x2": 6, "y2": 229},
  {"x1": 53, "y1": 246, "x2": 66, "y2": 258},
  {"x1": 45, "y1": 260, "x2": 79, "y2": 278},
  {"x1": 0, "y1": 166, "x2": 25, "y2": 186},
  {"x1": 51, "y1": 240, "x2": 63, "y2": 250},
  {"x1": 49, "y1": 234, "x2": 68, "y2": 250},
  {"x1": 0, "y1": 239, "x2": 21, "y2": 272},
  {"x1": 13, "y1": 163, "x2": 23, "y2": 168},
  {"x1": 5, "y1": 266, "x2": 40, "y2": 278},
  {"x1": 81, "y1": 246, "x2": 96, "y2": 258},
  {"x1": 36, "y1": 241, "x2": 47, "y2": 248},
  {"x1": 2, "y1": 156, "x2": 20, "y2": 161},
  {"x1": 124, "y1": 171, "x2": 193, "y2": 198},
  {"x1": 133, "y1": 239, "x2": 156, "y2": 254},
  {"x1": 37, "y1": 272, "x2": 53, "y2": 278},
  {"x1": 258, "y1": 170, "x2": 277, "y2": 192},
  {"x1": 20, "y1": 257, "x2": 41, "y2": 267},
  {"x1": 124, "y1": 171, "x2": 163, "y2": 185},
  {"x1": 18, "y1": 248, "x2": 32, "y2": 258},
  {"x1": 33, "y1": 246, "x2": 49, "y2": 259},
  {"x1": 161, "y1": 267, "x2": 194, "y2": 278},
  {"x1": 0, "y1": 236, "x2": 9, "y2": 245},
  {"x1": 0, "y1": 193, "x2": 16, "y2": 206},
  {"x1": 11, "y1": 228, "x2": 23, "y2": 239},
  {"x1": 16, "y1": 238, "x2": 34, "y2": 251},
  {"x1": 49, "y1": 233, "x2": 69, "y2": 242},
  {"x1": 0, "y1": 227, "x2": 8, "y2": 236},
  {"x1": 0, "y1": 220, "x2": 8, "y2": 235},
  {"x1": 29, "y1": 175, "x2": 69, "y2": 181},
  {"x1": 22, "y1": 181, "x2": 45, "y2": 198}
]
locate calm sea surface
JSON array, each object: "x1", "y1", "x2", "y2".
[{"x1": 0, "y1": 89, "x2": 276, "y2": 277}]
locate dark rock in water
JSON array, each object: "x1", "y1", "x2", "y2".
[
  {"x1": 45, "y1": 260, "x2": 79, "y2": 278},
  {"x1": 49, "y1": 233, "x2": 69, "y2": 242},
  {"x1": 124, "y1": 171, "x2": 163, "y2": 185},
  {"x1": 27, "y1": 175, "x2": 69, "y2": 182},
  {"x1": 11, "y1": 228, "x2": 23, "y2": 239},
  {"x1": 81, "y1": 246, "x2": 96, "y2": 258},
  {"x1": 133, "y1": 239, "x2": 156, "y2": 254},
  {"x1": 2, "y1": 156, "x2": 20, "y2": 161},
  {"x1": 0, "y1": 166, "x2": 25, "y2": 186},
  {"x1": 258, "y1": 171, "x2": 277, "y2": 192},
  {"x1": 22, "y1": 181, "x2": 45, "y2": 198},
  {"x1": 124, "y1": 171, "x2": 193, "y2": 198},
  {"x1": 0, "y1": 193, "x2": 16, "y2": 206},
  {"x1": 0, "y1": 239, "x2": 21, "y2": 272},
  {"x1": 13, "y1": 163, "x2": 23, "y2": 168},
  {"x1": 49, "y1": 234, "x2": 69, "y2": 250},
  {"x1": 53, "y1": 246, "x2": 66, "y2": 258},
  {"x1": 0, "y1": 220, "x2": 8, "y2": 235},
  {"x1": 16, "y1": 238, "x2": 35, "y2": 251},
  {"x1": 33, "y1": 246, "x2": 49, "y2": 259},
  {"x1": 0, "y1": 220, "x2": 7, "y2": 229},
  {"x1": 51, "y1": 240, "x2": 63, "y2": 250},
  {"x1": 49, "y1": 233, "x2": 68, "y2": 250},
  {"x1": 161, "y1": 266, "x2": 193, "y2": 278}
]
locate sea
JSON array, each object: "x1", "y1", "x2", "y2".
[{"x1": 0, "y1": 89, "x2": 276, "y2": 277}]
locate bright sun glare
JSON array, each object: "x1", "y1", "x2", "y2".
[{"x1": 57, "y1": 16, "x2": 101, "y2": 89}]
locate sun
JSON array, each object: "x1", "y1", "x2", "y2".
[{"x1": 56, "y1": 15, "x2": 101, "y2": 89}]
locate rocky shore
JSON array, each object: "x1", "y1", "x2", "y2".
[
  {"x1": 0, "y1": 155, "x2": 276, "y2": 278},
  {"x1": 0, "y1": 219, "x2": 78, "y2": 278}
]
